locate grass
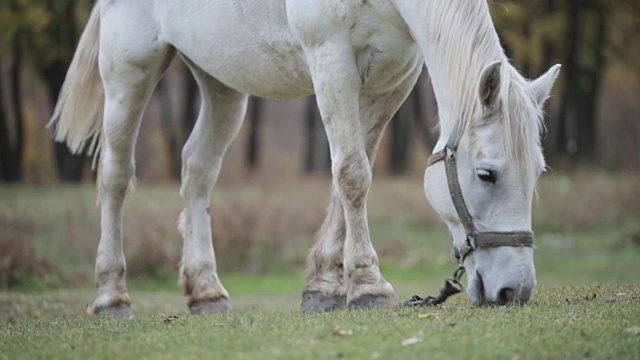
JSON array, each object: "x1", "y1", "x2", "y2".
[
  {"x1": 0, "y1": 171, "x2": 639, "y2": 358},
  {"x1": 1, "y1": 285, "x2": 638, "y2": 359}
]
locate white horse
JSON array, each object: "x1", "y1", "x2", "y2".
[{"x1": 49, "y1": 0, "x2": 560, "y2": 316}]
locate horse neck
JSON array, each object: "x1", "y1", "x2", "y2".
[{"x1": 398, "y1": 0, "x2": 507, "y2": 146}]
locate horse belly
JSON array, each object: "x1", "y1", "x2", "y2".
[
  {"x1": 156, "y1": 0, "x2": 313, "y2": 98},
  {"x1": 188, "y1": 45, "x2": 313, "y2": 99}
]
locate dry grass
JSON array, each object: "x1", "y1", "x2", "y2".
[
  {"x1": 210, "y1": 195, "x2": 325, "y2": 273},
  {"x1": 0, "y1": 213, "x2": 58, "y2": 289},
  {"x1": 534, "y1": 170, "x2": 640, "y2": 231},
  {"x1": 121, "y1": 191, "x2": 326, "y2": 277},
  {"x1": 0, "y1": 170, "x2": 638, "y2": 287}
]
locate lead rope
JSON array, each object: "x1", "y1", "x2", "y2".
[
  {"x1": 402, "y1": 265, "x2": 465, "y2": 307},
  {"x1": 403, "y1": 145, "x2": 467, "y2": 307}
]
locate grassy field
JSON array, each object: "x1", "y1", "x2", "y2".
[
  {"x1": 1, "y1": 171, "x2": 639, "y2": 358},
  {"x1": 1, "y1": 285, "x2": 638, "y2": 359}
]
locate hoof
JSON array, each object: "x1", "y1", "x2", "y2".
[
  {"x1": 189, "y1": 298, "x2": 232, "y2": 315},
  {"x1": 301, "y1": 291, "x2": 346, "y2": 313},
  {"x1": 92, "y1": 303, "x2": 133, "y2": 318},
  {"x1": 348, "y1": 294, "x2": 396, "y2": 310}
]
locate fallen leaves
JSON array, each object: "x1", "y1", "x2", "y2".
[
  {"x1": 625, "y1": 326, "x2": 640, "y2": 336},
  {"x1": 332, "y1": 329, "x2": 353, "y2": 337},
  {"x1": 401, "y1": 331, "x2": 424, "y2": 347},
  {"x1": 401, "y1": 337, "x2": 421, "y2": 347}
]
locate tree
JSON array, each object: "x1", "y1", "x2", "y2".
[
  {"x1": 0, "y1": 1, "x2": 27, "y2": 182},
  {"x1": 14, "y1": 0, "x2": 93, "y2": 181},
  {"x1": 555, "y1": 0, "x2": 609, "y2": 160},
  {"x1": 156, "y1": 77, "x2": 181, "y2": 180},
  {"x1": 388, "y1": 88, "x2": 416, "y2": 175},
  {"x1": 490, "y1": 0, "x2": 613, "y2": 162},
  {"x1": 246, "y1": 97, "x2": 262, "y2": 169},
  {"x1": 388, "y1": 72, "x2": 433, "y2": 175},
  {"x1": 301, "y1": 96, "x2": 331, "y2": 174}
]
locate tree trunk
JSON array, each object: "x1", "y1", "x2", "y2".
[
  {"x1": 156, "y1": 78, "x2": 181, "y2": 180},
  {"x1": 540, "y1": 0, "x2": 557, "y2": 75},
  {"x1": 0, "y1": 55, "x2": 13, "y2": 181},
  {"x1": 540, "y1": 0, "x2": 559, "y2": 160},
  {"x1": 303, "y1": 96, "x2": 317, "y2": 173},
  {"x1": 11, "y1": 36, "x2": 23, "y2": 181},
  {"x1": 388, "y1": 86, "x2": 418, "y2": 175},
  {"x1": 46, "y1": 61, "x2": 87, "y2": 182},
  {"x1": 556, "y1": 0, "x2": 581, "y2": 157},
  {"x1": 302, "y1": 95, "x2": 331, "y2": 174},
  {"x1": 556, "y1": 0, "x2": 608, "y2": 162},
  {"x1": 575, "y1": 1, "x2": 607, "y2": 161},
  {"x1": 42, "y1": 0, "x2": 87, "y2": 182},
  {"x1": 183, "y1": 67, "x2": 199, "y2": 143},
  {"x1": 246, "y1": 97, "x2": 262, "y2": 169},
  {"x1": 412, "y1": 71, "x2": 436, "y2": 152},
  {"x1": 1, "y1": 26, "x2": 25, "y2": 182}
]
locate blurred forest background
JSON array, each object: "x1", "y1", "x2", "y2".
[
  {"x1": 0, "y1": 0, "x2": 639, "y2": 183},
  {"x1": 0, "y1": 0, "x2": 639, "y2": 298}
]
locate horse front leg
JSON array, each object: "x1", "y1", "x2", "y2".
[
  {"x1": 179, "y1": 63, "x2": 248, "y2": 314},
  {"x1": 301, "y1": 100, "x2": 406, "y2": 312},
  {"x1": 304, "y1": 43, "x2": 396, "y2": 310},
  {"x1": 302, "y1": 60, "x2": 424, "y2": 312}
]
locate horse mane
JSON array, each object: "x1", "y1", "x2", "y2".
[{"x1": 426, "y1": 0, "x2": 545, "y2": 181}]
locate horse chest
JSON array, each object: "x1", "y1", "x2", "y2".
[{"x1": 354, "y1": 39, "x2": 423, "y2": 95}]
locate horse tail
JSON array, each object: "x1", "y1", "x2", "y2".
[{"x1": 47, "y1": 4, "x2": 103, "y2": 166}]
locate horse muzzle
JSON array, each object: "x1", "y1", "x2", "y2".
[{"x1": 467, "y1": 254, "x2": 536, "y2": 305}]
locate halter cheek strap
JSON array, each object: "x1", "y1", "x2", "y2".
[{"x1": 427, "y1": 145, "x2": 534, "y2": 263}]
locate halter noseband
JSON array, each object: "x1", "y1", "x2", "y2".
[{"x1": 427, "y1": 140, "x2": 534, "y2": 263}]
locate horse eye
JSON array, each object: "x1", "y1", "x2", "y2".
[{"x1": 477, "y1": 169, "x2": 496, "y2": 184}]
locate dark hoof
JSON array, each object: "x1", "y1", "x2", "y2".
[
  {"x1": 189, "y1": 298, "x2": 232, "y2": 315},
  {"x1": 92, "y1": 303, "x2": 133, "y2": 318},
  {"x1": 301, "y1": 291, "x2": 346, "y2": 313},
  {"x1": 348, "y1": 294, "x2": 396, "y2": 310}
]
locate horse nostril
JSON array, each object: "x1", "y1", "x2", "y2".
[{"x1": 497, "y1": 287, "x2": 515, "y2": 304}]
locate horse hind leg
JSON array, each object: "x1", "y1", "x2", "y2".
[
  {"x1": 178, "y1": 59, "x2": 247, "y2": 314},
  {"x1": 302, "y1": 194, "x2": 348, "y2": 312},
  {"x1": 91, "y1": 9, "x2": 175, "y2": 316}
]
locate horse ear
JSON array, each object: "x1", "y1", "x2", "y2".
[
  {"x1": 478, "y1": 61, "x2": 502, "y2": 108},
  {"x1": 531, "y1": 64, "x2": 561, "y2": 106}
]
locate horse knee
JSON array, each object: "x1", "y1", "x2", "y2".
[
  {"x1": 335, "y1": 153, "x2": 371, "y2": 209},
  {"x1": 180, "y1": 157, "x2": 218, "y2": 201}
]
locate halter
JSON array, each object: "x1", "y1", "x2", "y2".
[
  {"x1": 427, "y1": 143, "x2": 535, "y2": 263},
  {"x1": 403, "y1": 131, "x2": 534, "y2": 307}
]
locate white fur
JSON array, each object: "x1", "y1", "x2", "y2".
[{"x1": 51, "y1": 0, "x2": 559, "y2": 312}]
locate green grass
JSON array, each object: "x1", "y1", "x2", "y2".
[
  {"x1": 1, "y1": 285, "x2": 638, "y2": 359},
  {"x1": 1, "y1": 173, "x2": 639, "y2": 358}
]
